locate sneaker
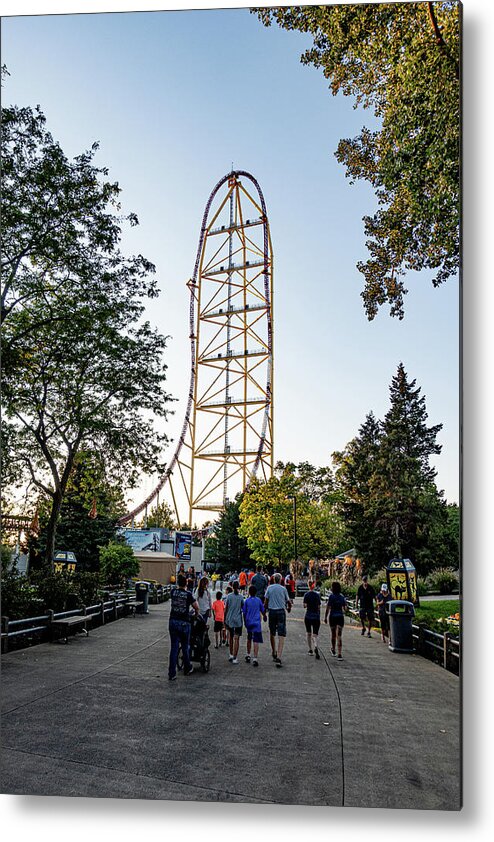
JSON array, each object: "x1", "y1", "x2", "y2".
[
  {"x1": 361, "y1": 628, "x2": 365, "y2": 636},
  {"x1": 232, "y1": 658, "x2": 238, "y2": 664},
  {"x1": 331, "y1": 648, "x2": 336, "y2": 657},
  {"x1": 253, "y1": 659, "x2": 259, "y2": 667},
  {"x1": 275, "y1": 657, "x2": 282, "y2": 668},
  {"x1": 315, "y1": 647, "x2": 320, "y2": 660},
  {"x1": 308, "y1": 650, "x2": 313, "y2": 656},
  {"x1": 272, "y1": 651, "x2": 277, "y2": 660},
  {"x1": 228, "y1": 655, "x2": 234, "y2": 662},
  {"x1": 184, "y1": 667, "x2": 194, "y2": 676},
  {"x1": 367, "y1": 632, "x2": 372, "y2": 638},
  {"x1": 245, "y1": 655, "x2": 251, "y2": 663},
  {"x1": 337, "y1": 654, "x2": 343, "y2": 661},
  {"x1": 214, "y1": 644, "x2": 218, "y2": 649},
  {"x1": 168, "y1": 674, "x2": 177, "y2": 681}
]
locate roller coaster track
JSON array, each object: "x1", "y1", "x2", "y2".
[{"x1": 119, "y1": 170, "x2": 273, "y2": 527}]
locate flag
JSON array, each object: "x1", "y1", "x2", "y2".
[{"x1": 88, "y1": 498, "x2": 97, "y2": 519}]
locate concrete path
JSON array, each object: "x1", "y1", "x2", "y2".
[{"x1": 0, "y1": 600, "x2": 460, "y2": 809}]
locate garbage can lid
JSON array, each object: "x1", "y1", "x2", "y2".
[{"x1": 387, "y1": 599, "x2": 415, "y2": 615}]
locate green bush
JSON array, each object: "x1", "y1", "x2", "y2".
[
  {"x1": 72, "y1": 572, "x2": 102, "y2": 607},
  {"x1": 30, "y1": 570, "x2": 75, "y2": 612},
  {"x1": 1, "y1": 572, "x2": 44, "y2": 620},
  {"x1": 99, "y1": 541, "x2": 139, "y2": 587},
  {"x1": 425, "y1": 567, "x2": 459, "y2": 594}
]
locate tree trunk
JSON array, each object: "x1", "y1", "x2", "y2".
[{"x1": 44, "y1": 491, "x2": 64, "y2": 572}]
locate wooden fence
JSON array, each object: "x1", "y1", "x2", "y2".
[
  {"x1": 343, "y1": 598, "x2": 460, "y2": 675},
  {"x1": 1, "y1": 586, "x2": 171, "y2": 654}
]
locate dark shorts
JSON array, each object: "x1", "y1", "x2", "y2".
[
  {"x1": 268, "y1": 609, "x2": 286, "y2": 637},
  {"x1": 228, "y1": 626, "x2": 242, "y2": 637},
  {"x1": 359, "y1": 608, "x2": 375, "y2": 622},
  {"x1": 329, "y1": 615, "x2": 344, "y2": 629},
  {"x1": 304, "y1": 616, "x2": 321, "y2": 634},
  {"x1": 379, "y1": 612, "x2": 390, "y2": 632},
  {"x1": 247, "y1": 627, "x2": 263, "y2": 643},
  {"x1": 214, "y1": 620, "x2": 224, "y2": 632}
]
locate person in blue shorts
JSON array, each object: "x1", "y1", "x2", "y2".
[
  {"x1": 324, "y1": 581, "x2": 347, "y2": 661},
  {"x1": 242, "y1": 585, "x2": 267, "y2": 666}
]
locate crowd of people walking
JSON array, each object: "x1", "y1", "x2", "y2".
[{"x1": 167, "y1": 565, "x2": 391, "y2": 680}]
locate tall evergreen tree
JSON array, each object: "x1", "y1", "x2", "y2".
[
  {"x1": 373, "y1": 363, "x2": 443, "y2": 563},
  {"x1": 333, "y1": 365, "x2": 447, "y2": 574}
]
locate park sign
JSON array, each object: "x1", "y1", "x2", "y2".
[{"x1": 386, "y1": 558, "x2": 419, "y2": 606}]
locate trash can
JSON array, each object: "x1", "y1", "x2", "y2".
[
  {"x1": 135, "y1": 581, "x2": 149, "y2": 614},
  {"x1": 386, "y1": 600, "x2": 415, "y2": 653}
]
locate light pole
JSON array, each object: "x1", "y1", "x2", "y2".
[{"x1": 289, "y1": 495, "x2": 298, "y2": 567}]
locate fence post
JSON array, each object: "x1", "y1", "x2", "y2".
[
  {"x1": 443, "y1": 631, "x2": 451, "y2": 670},
  {"x1": 46, "y1": 609, "x2": 54, "y2": 642},
  {"x1": 112, "y1": 597, "x2": 117, "y2": 621},
  {"x1": 418, "y1": 623, "x2": 426, "y2": 655},
  {"x1": 1, "y1": 616, "x2": 9, "y2": 654},
  {"x1": 100, "y1": 600, "x2": 105, "y2": 625}
]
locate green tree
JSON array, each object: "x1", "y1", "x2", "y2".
[
  {"x1": 239, "y1": 471, "x2": 346, "y2": 566},
  {"x1": 99, "y1": 541, "x2": 139, "y2": 587},
  {"x1": 30, "y1": 450, "x2": 127, "y2": 572},
  {"x1": 333, "y1": 411, "x2": 385, "y2": 564},
  {"x1": 275, "y1": 460, "x2": 335, "y2": 502},
  {"x1": 2, "y1": 100, "x2": 174, "y2": 570},
  {"x1": 143, "y1": 502, "x2": 176, "y2": 529},
  {"x1": 1, "y1": 100, "x2": 158, "y2": 335},
  {"x1": 206, "y1": 496, "x2": 251, "y2": 571},
  {"x1": 333, "y1": 364, "x2": 447, "y2": 574},
  {"x1": 255, "y1": 3, "x2": 460, "y2": 319}
]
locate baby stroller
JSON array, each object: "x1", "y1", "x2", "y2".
[{"x1": 178, "y1": 614, "x2": 211, "y2": 673}]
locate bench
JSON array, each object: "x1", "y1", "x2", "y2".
[
  {"x1": 50, "y1": 614, "x2": 92, "y2": 644},
  {"x1": 125, "y1": 600, "x2": 144, "y2": 617}
]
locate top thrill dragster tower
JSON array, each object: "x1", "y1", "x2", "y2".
[{"x1": 119, "y1": 170, "x2": 274, "y2": 527}]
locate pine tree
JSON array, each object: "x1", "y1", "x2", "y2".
[{"x1": 370, "y1": 363, "x2": 443, "y2": 566}]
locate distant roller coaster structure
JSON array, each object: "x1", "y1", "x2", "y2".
[{"x1": 119, "y1": 170, "x2": 274, "y2": 528}]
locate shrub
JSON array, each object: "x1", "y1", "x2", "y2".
[
  {"x1": 99, "y1": 541, "x2": 139, "y2": 587},
  {"x1": 30, "y1": 570, "x2": 75, "y2": 612},
  {"x1": 1, "y1": 572, "x2": 44, "y2": 620},
  {"x1": 73, "y1": 571, "x2": 102, "y2": 607},
  {"x1": 425, "y1": 567, "x2": 459, "y2": 595}
]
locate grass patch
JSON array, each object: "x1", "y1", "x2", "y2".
[{"x1": 414, "y1": 600, "x2": 459, "y2": 623}]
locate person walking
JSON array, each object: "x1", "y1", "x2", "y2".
[
  {"x1": 224, "y1": 580, "x2": 244, "y2": 664},
  {"x1": 251, "y1": 564, "x2": 268, "y2": 601},
  {"x1": 303, "y1": 581, "x2": 321, "y2": 658},
  {"x1": 222, "y1": 584, "x2": 233, "y2": 646},
  {"x1": 238, "y1": 569, "x2": 247, "y2": 594},
  {"x1": 324, "y1": 581, "x2": 347, "y2": 660},
  {"x1": 356, "y1": 574, "x2": 376, "y2": 637},
  {"x1": 168, "y1": 573, "x2": 199, "y2": 681},
  {"x1": 242, "y1": 584, "x2": 267, "y2": 666},
  {"x1": 194, "y1": 576, "x2": 212, "y2": 623},
  {"x1": 212, "y1": 590, "x2": 225, "y2": 648},
  {"x1": 264, "y1": 572, "x2": 291, "y2": 668},
  {"x1": 285, "y1": 571, "x2": 296, "y2": 602},
  {"x1": 376, "y1": 582, "x2": 392, "y2": 643}
]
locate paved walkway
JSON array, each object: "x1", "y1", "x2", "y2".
[{"x1": 1, "y1": 600, "x2": 460, "y2": 809}]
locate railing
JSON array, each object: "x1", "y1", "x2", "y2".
[
  {"x1": 1, "y1": 585, "x2": 172, "y2": 654},
  {"x1": 342, "y1": 598, "x2": 460, "y2": 675}
]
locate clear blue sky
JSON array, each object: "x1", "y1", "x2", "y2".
[{"x1": 2, "y1": 2, "x2": 460, "y2": 514}]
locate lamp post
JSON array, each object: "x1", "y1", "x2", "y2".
[{"x1": 289, "y1": 495, "x2": 298, "y2": 567}]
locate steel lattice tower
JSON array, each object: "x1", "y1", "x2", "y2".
[{"x1": 120, "y1": 170, "x2": 274, "y2": 527}]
